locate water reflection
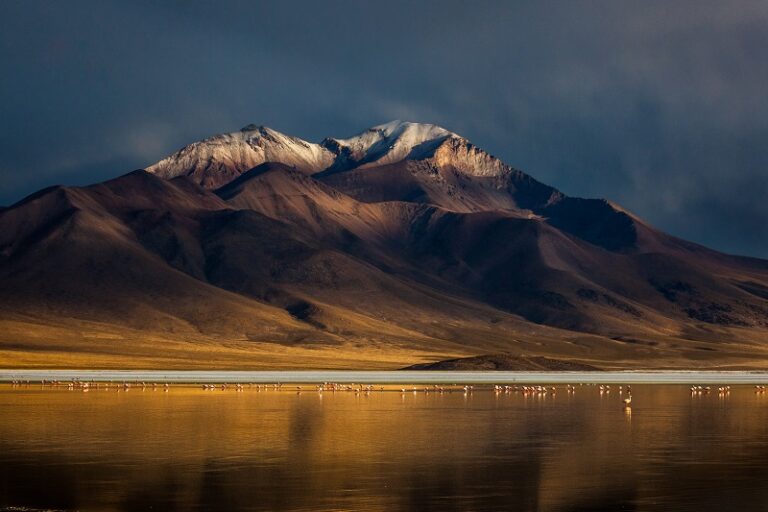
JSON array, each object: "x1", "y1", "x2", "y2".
[{"x1": 1, "y1": 385, "x2": 768, "y2": 511}]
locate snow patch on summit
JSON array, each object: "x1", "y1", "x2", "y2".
[
  {"x1": 146, "y1": 120, "x2": 518, "y2": 189},
  {"x1": 146, "y1": 125, "x2": 334, "y2": 188},
  {"x1": 327, "y1": 121, "x2": 456, "y2": 169}
]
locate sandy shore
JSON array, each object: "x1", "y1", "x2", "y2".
[{"x1": 2, "y1": 369, "x2": 768, "y2": 384}]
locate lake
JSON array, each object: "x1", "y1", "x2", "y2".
[{"x1": 2, "y1": 383, "x2": 768, "y2": 511}]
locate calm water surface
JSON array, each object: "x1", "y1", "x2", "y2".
[{"x1": 2, "y1": 384, "x2": 768, "y2": 511}]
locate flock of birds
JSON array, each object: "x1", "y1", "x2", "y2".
[
  {"x1": 6, "y1": 380, "x2": 768, "y2": 408},
  {"x1": 8, "y1": 379, "x2": 171, "y2": 392},
  {"x1": 689, "y1": 385, "x2": 767, "y2": 396}
]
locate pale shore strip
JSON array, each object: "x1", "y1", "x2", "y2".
[{"x1": 1, "y1": 370, "x2": 768, "y2": 385}]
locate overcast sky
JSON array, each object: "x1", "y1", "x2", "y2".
[{"x1": 1, "y1": 1, "x2": 767, "y2": 257}]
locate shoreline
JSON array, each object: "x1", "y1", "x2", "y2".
[{"x1": 2, "y1": 369, "x2": 768, "y2": 385}]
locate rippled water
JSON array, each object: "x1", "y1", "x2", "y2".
[{"x1": 2, "y1": 384, "x2": 768, "y2": 511}]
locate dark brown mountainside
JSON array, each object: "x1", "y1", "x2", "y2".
[{"x1": 2, "y1": 121, "x2": 767, "y2": 369}]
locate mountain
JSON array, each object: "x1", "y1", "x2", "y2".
[{"x1": 2, "y1": 121, "x2": 768, "y2": 370}]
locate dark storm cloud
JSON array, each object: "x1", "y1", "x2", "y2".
[{"x1": 1, "y1": 0, "x2": 767, "y2": 257}]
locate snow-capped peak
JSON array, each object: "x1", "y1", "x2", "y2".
[
  {"x1": 326, "y1": 120, "x2": 458, "y2": 168},
  {"x1": 146, "y1": 125, "x2": 335, "y2": 188},
  {"x1": 145, "y1": 120, "x2": 510, "y2": 189}
]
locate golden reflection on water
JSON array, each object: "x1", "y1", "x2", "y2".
[{"x1": 1, "y1": 385, "x2": 768, "y2": 511}]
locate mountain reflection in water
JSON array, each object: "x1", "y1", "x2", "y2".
[{"x1": 1, "y1": 385, "x2": 768, "y2": 512}]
